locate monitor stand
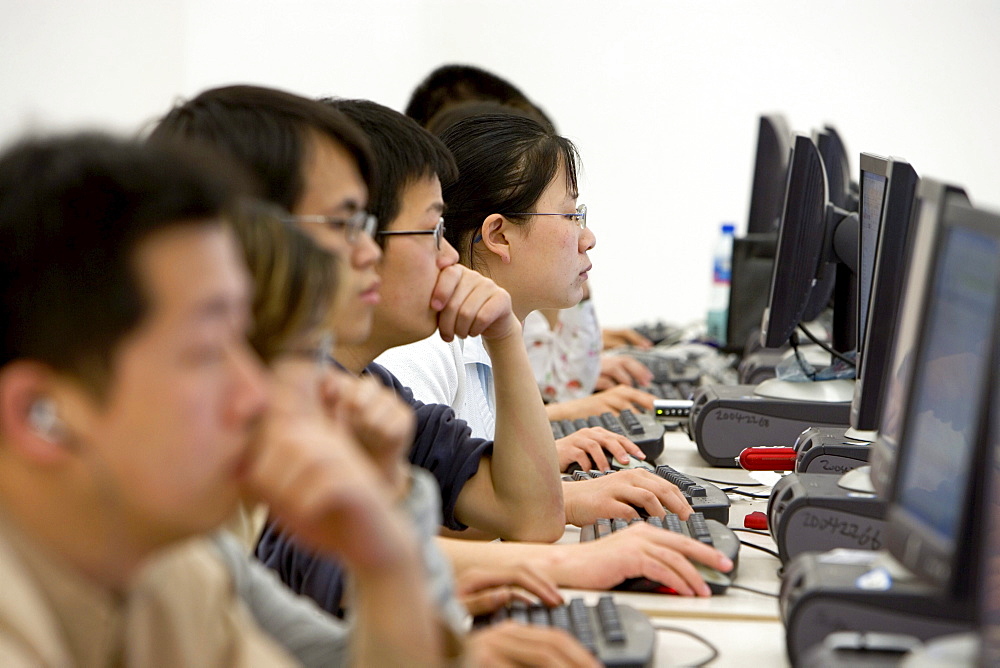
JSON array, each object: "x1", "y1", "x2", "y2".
[
  {"x1": 782, "y1": 550, "x2": 973, "y2": 666},
  {"x1": 768, "y1": 465, "x2": 886, "y2": 564},
  {"x1": 795, "y1": 425, "x2": 874, "y2": 474},
  {"x1": 688, "y1": 379, "x2": 853, "y2": 467}
]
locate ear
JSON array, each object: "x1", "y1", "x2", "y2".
[
  {"x1": 0, "y1": 361, "x2": 74, "y2": 465},
  {"x1": 479, "y1": 214, "x2": 513, "y2": 265}
]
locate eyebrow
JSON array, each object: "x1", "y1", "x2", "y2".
[
  {"x1": 429, "y1": 201, "x2": 445, "y2": 215},
  {"x1": 188, "y1": 292, "x2": 250, "y2": 327},
  {"x1": 324, "y1": 197, "x2": 363, "y2": 217}
]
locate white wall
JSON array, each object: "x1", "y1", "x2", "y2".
[{"x1": 3, "y1": 0, "x2": 999, "y2": 329}]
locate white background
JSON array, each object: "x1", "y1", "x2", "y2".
[{"x1": 3, "y1": 0, "x2": 998, "y2": 329}]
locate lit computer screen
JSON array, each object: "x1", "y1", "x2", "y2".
[
  {"x1": 857, "y1": 169, "x2": 888, "y2": 357},
  {"x1": 892, "y1": 221, "x2": 1000, "y2": 572}
]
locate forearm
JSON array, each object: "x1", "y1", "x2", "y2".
[
  {"x1": 479, "y1": 330, "x2": 563, "y2": 540},
  {"x1": 349, "y1": 544, "x2": 444, "y2": 667},
  {"x1": 438, "y1": 535, "x2": 577, "y2": 587}
]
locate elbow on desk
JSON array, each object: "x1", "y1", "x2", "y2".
[{"x1": 501, "y1": 496, "x2": 565, "y2": 543}]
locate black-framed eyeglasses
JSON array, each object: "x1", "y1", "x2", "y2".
[
  {"x1": 377, "y1": 217, "x2": 446, "y2": 250},
  {"x1": 504, "y1": 203, "x2": 587, "y2": 230},
  {"x1": 282, "y1": 210, "x2": 378, "y2": 243}
]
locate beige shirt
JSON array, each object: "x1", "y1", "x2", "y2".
[{"x1": 0, "y1": 512, "x2": 298, "y2": 667}]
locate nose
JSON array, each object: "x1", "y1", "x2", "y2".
[
  {"x1": 353, "y1": 231, "x2": 383, "y2": 269},
  {"x1": 580, "y1": 225, "x2": 596, "y2": 252},
  {"x1": 438, "y1": 236, "x2": 460, "y2": 268}
]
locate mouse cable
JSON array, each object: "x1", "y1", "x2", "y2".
[
  {"x1": 730, "y1": 527, "x2": 769, "y2": 536},
  {"x1": 727, "y1": 489, "x2": 772, "y2": 499},
  {"x1": 649, "y1": 623, "x2": 720, "y2": 667},
  {"x1": 738, "y1": 540, "x2": 781, "y2": 560},
  {"x1": 728, "y1": 583, "x2": 780, "y2": 598},
  {"x1": 797, "y1": 324, "x2": 856, "y2": 368},
  {"x1": 696, "y1": 476, "x2": 765, "y2": 487}
]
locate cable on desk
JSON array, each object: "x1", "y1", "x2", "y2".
[
  {"x1": 649, "y1": 622, "x2": 720, "y2": 667},
  {"x1": 729, "y1": 583, "x2": 780, "y2": 599},
  {"x1": 696, "y1": 476, "x2": 765, "y2": 487},
  {"x1": 730, "y1": 527, "x2": 770, "y2": 536},
  {"x1": 738, "y1": 540, "x2": 781, "y2": 560},
  {"x1": 727, "y1": 489, "x2": 772, "y2": 500}
]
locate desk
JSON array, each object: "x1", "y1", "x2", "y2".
[{"x1": 561, "y1": 430, "x2": 790, "y2": 667}]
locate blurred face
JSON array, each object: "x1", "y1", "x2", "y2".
[
  {"x1": 65, "y1": 224, "x2": 268, "y2": 547},
  {"x1": 293, "y1": 132, "x2": 382, "y2": 346},
  {"x1": 373, "y1": 175, "x2": 458, "y2": 348},
  {"x1": 502, "y1": 162, "x2": 596, "y2": 318}
]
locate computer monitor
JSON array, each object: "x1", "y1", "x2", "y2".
[
  {"x1": 725, "y1": 114, "x2": 793, "y2": 355},
  {"x1": 746, "y1": 113, "x2": 793, "y2": 234},
  {"x1": 885, "y1": 198, "x2": 1000, "y2": 597},
  {"x1": 759, "y1": 133, "x2": 858, "y2": 351},
  {"x1": 976, "y1": 333, "x2": 1000, "y2": 667},
  {"x1": 849, "y1": 154, "x2": 919, "y2": 434},
  {"x1": 869, "y1": 179, "x2": 970, "y2": 496}
]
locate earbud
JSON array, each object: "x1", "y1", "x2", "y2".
[{"x1": 29, "y1": 398, "x2": 63, "y2": 442}]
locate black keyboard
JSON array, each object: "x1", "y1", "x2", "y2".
[
  {"x1": 473, "y1": 595, "x2": 656, "y2": 667},
  {"x1": 623, "y1": 350, "x2": 701, "y2": 386},
  {"x1": 564, "y1": 465, "x2": 731, "y2": 524},
  {"x1": 550, "y1": 410, "x2": 664, "y2": 461},
  {"x1": 580, "y1": 514, "x2": 739, "y2": 595}
]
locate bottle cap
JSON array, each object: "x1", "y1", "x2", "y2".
[{"x1": 721, "y1": 223, "x2": 735, "y2": 234}]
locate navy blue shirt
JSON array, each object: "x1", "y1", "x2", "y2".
[{"x1": 255, "y1": 362, "x2": 492, "y2": 615}]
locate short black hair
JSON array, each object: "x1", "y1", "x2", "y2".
[
  {"x1": 149, "y1": 84, "x2": 375, "y2": 213},
  {"x1": 324, "y1": 99, "x2": 457, "y2": 232},
  {"x1": 438, "y1": 113, "x2": 579, "y2": 269},
  {"x1": 0, "y1": 132, "x2": 247, "y2": 392},
  {"x1": 405, "y1": 64, "x2": 554, "y2": 131}
]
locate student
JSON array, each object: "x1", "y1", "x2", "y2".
[
  {"x1": 264, "y1": 100, "x2": 731, "y2": 605},
  {"x1": 0, "y1": 133, "x2": 440, "y2": 666},
  {"x1": 376, "y1": 110, "x2": 680, "y2": 497},
  {"x1": 409, "y1": 67, "x2": 657, "y2": 401}
]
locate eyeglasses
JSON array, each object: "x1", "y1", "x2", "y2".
[
  {"x1": 504, "y1": 203, "x2": 587, "y2": 230},
  {"x1": 282, "y1": 210, "x2": 378, "y2": 243},
  {"x1": 377, "y1": 217, "x2": 447, "y2": 250}
]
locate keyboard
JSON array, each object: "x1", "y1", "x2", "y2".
[
  {"x1": 565, "y1": 465, "x2": 731, "y2": 524},
  {"x1": 473, "y1": 595, "x2": 656, "y2": 667},
  {"x1": 580, "y1": 513, "x2": 739, "y2": 595},
  {"x1": 551, "y1": 409, "x2": 665, "y2": 461},
  {"x1": 623, "y1": 350, "x2": 701, "y2": 386}
]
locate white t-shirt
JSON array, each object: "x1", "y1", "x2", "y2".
[{"x1": 375, "y1": 333, "x2": 497, "y2": 439}]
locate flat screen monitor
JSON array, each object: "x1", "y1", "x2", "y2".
[
  {"x1": 747, "y1": 113, "x2": 793, "y2": 234},
  {"x1": 886, "y1": 199, "x2": 1000, "y2": 596},
  {"x1": 849, "y1": 154, "x2": 919, "y2": 432},
  {"x1": 869, "y1": 179, "x2": 970, "y2": 496},
  {"x1": 976, "y1": 332, "x2": 1000, "y2": 667},
  {"x1": 759, "y1": 133, "x2": 828, "y2": 349},
  {"x1": 760, "y1": 133, "x2": 858, "y2": 352}
]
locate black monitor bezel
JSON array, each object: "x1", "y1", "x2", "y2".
[
  {"x1": 747, "y1": 113, "x2": 793, "y2": 235},
  {"x1": 869, "y1": 179, "x2": 970, "y2": 497},
  {"x1": 849, "y1": 154, "x2": 919, "y2": 432},
  {"x1": 885, "y1": 198, "x2": 1000, "y2": 598},
  {"x1": 760, "y1": 133, "x2": 829, "y2": 349}
]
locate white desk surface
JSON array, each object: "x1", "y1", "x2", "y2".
[{"x1": 560, "y1": 429, "x2": 791, "y2": 667}]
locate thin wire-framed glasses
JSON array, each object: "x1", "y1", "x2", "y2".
[
  {"x1": 282, "y1": 210, "x2": 378, "y2": 243},
  {"x1": 504, "y1": 203, "x2": 588, "y2": 230},
  {"x1": 377, "y1": 217, "x2": 446, "y2": 250}
]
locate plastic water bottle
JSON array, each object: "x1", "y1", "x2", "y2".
[{"x1": 706, "y1": 223, "x2": 735, "y2": 345}]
